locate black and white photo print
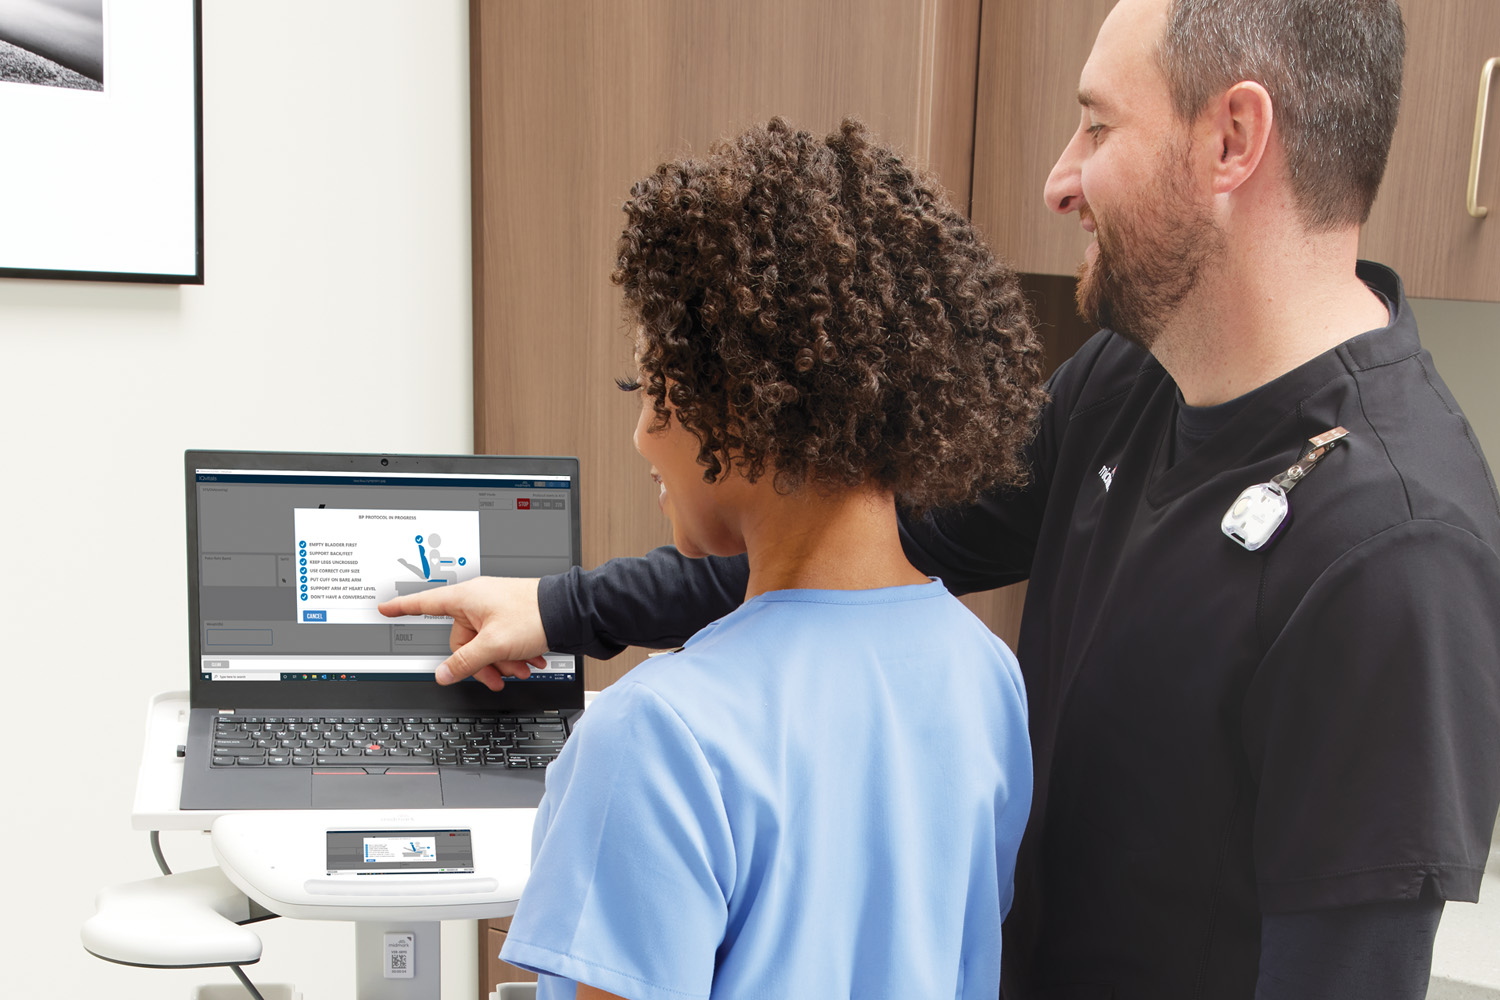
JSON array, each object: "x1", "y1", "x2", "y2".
[{"x1": 0, "y1": 0, "x2": 104, "y2": 92}]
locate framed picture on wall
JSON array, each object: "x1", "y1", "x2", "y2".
[{"x1": 0, "y1": 0, "x2": 203, "y2": 284}]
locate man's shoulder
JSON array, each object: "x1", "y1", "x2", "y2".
[
  {"x1": 1337, "y1": 333, "x2": 1500, "y2": 542},
  {"x1": 1045, "y1": 328, "x2": 1163, "y2": 425},
  {"x1": 1255, "y1": 341, "x2": 1500, "y2": 627}
]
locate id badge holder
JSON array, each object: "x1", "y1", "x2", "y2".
[
  {"x1": 1221, "y1": 481, "x2": 1290, "y2": 551},
  {"x1": 1222, "y1": 427, "x2": 1348, "y2": 552}
]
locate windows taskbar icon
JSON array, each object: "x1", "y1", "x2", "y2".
[{"x1": 281, "y1": 673, "x2": 358, "y2": 681}]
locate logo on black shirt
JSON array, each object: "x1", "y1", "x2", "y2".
[{"x1": 1098, "y1": 464, "x2": 1117, "y2": 492}]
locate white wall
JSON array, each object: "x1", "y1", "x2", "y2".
[
  {"x1": 0, "y1": 3, "x2": 477, "y2": 998},
  {"x1": 1413, "y1": 297, "x2": 1500, "y2": 459}
]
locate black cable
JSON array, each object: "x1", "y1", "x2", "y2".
[
  {"x1": 149, "y1": 830, "x2": 172, "y2": 876},
  {"x1": 230, "y1": 962, "x2": 268, "y2": 1000}
]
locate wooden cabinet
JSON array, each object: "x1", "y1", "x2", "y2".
[
  {"x1": 479, "y1": 916, "x2": 536, "y2": 992},
  {"x1": 970, "y1": 0, "x2": 1113, "y2": 277},
  {"x1": 1360, "y1": 0, "x2": 1500, "y2": 301}
]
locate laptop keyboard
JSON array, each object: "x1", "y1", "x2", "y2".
[{"x1": 210, "y1": 714, "x2": 570, "y2": 769}]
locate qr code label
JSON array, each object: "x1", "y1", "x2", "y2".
[{"x1": 385, "y1": 932, "x2": 414, "y2": 979}]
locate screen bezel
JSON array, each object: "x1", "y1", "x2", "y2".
[{"x1": 185, "y1": 449, "x2": 583, "y2": 712}]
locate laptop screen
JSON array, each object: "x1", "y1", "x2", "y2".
[{"x1": 185, "y1": 451, "x2": 582, "y2": 708}]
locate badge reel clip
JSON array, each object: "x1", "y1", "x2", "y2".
[{"x1": 1221, "y1": 427, "x2": 1349, "y2": 551}]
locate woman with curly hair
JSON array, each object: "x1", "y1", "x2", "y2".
[{"x1": 478, "y1": 118, "x2": 1041, "y2": 999}]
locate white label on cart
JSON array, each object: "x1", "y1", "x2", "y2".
[{"x1": 385, "y1": 932, "x2": 414, "y2": 979}]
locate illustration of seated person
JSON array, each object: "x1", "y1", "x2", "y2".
[{"x1": 396, "y1": 533, "x2": 457, "y2": 594}]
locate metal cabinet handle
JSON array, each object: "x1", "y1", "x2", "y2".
[{"x1": 1469, "y1": 57, "x2": 1499, "y2": 219}]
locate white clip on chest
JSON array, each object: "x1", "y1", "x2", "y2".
[{"x1": 1221, "y1": 427, "x2": 1348, "y2": 551}]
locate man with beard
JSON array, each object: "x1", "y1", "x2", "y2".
[{"x1": 389, "y1": 0, "x2": 1500, "y2": 997}]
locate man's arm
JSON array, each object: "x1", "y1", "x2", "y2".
[
  {"x1": 896, "y1": 493, "x2": 1041, "y2": 596},
  {"x1": 538, "y1": 547, "x2": 750, "y2": 659},
  {"x1": 385, "y1": 364, "x2": 1069, "y2": 683},
  {"x1": 1256, "y1": 895, "x2": 1444, "y2": 1000},
  {"x1": 536, "y1": 485, "x2": 1052, "y2": 664},
  {"x1": 1246, "y1": 521, "x2": 1500, "y2": 913},
  {"x1": 1245, "y1": 520, "x2": 1500, "y2": 996},
  {"x1": 375, "y1": 550, "x2": 750, "y2": 687},
  {"x1": 895, "y1": 340, "x2": 1108, "y2": 595}
]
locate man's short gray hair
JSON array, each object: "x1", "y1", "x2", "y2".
[{"x1": 1157, "y1": 0, "x2": 1405, "y2": 231}]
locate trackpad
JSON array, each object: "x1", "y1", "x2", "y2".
[{"x1": 311, "y1": 770, "x2": 443, "y2": 809}]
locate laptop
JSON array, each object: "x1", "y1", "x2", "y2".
[{"x1": 179, "y1": 449, "x2": 585, "y2": 811}]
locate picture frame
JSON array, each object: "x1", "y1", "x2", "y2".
[{"x1": 0, "y1": 0, "x2": 203, "y2": 284}]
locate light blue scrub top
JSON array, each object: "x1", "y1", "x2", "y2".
[{"x1": 501, "y1": 580, "x2": 1032, "y2": 1000}]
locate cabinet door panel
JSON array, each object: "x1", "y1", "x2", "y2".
[
  {"x1": 971, "y1": 0, "x2": 1113, "y2": 277},
  {"x1": 1359, "y1": 0, "x2": 1500, "y2": 301}
]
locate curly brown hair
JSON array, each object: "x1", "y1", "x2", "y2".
[{"x1": 612, "y1": 117, "x2": 1046, "y2": 515}]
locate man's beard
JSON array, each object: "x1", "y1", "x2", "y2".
[{"x1": 1075, "y1": 148, "x2": 1225, "y2": 352}]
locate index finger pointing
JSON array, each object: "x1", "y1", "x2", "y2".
[{"x1": 377, "y1": 590, "x2": 458, "y2": 619}]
